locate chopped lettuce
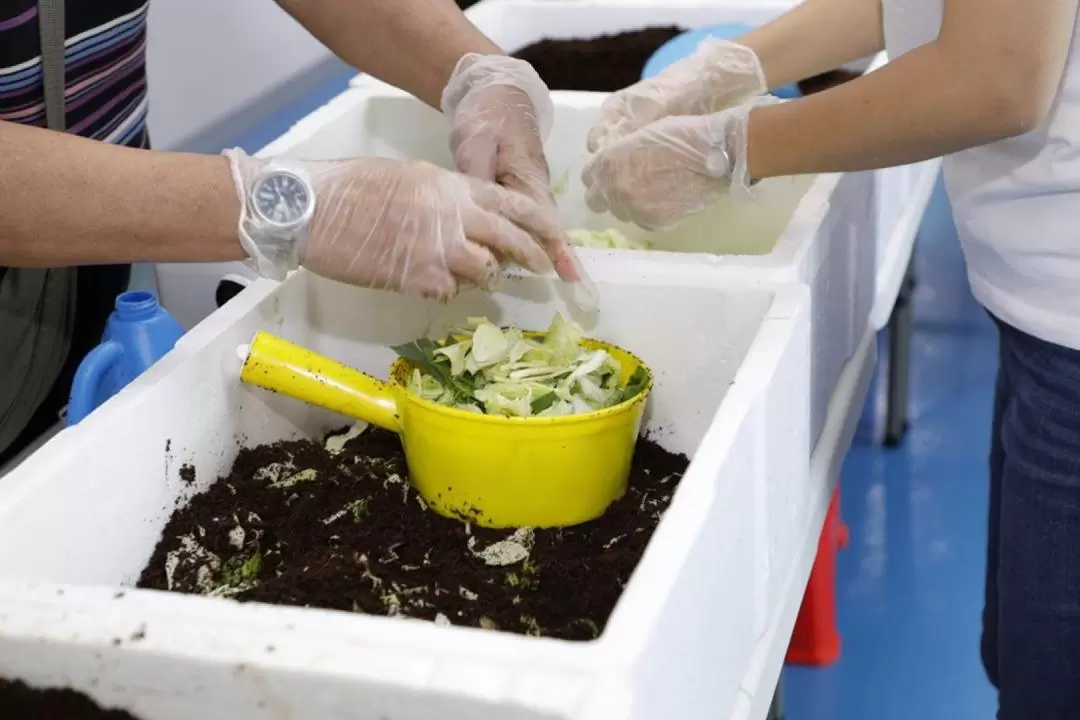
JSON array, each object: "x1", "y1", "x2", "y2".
[
  {"x1": 567, "y1": 228, "x2": 652, "y2": 251},
  {"x1": 551, "y1": 169, "x2": 571, "y2": 199},
  {"x1": 392, "y1": 314, "x2": 648, "y2": 418}
]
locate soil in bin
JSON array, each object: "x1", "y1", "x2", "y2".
[
  {"x1": 138, "y1": 427, "x2": 689, "y2": 641},
  {"x1": 512, "y1": 28, "x2": 861, "y2": 96},
  {"x1": 0, "y1": 679, "x2": 141, "y2": 719},
  {"x1": 512, "y1": 27, "x2": 683, "y2": 93}
]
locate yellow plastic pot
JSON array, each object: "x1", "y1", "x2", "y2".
[{"x1": 238, "y1": 330, "x2": 653, "y2": 529}]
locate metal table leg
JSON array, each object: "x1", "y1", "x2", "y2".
[
  {"x1": 767, "y1": 671, "x2": 785, "y2": 720},
  {"x1": 884, "y1": 256, "x2": 917, "y2": 447}
]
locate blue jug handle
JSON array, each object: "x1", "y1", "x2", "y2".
[{"x1": 67, "y1": 341, "x2": 124, "y2": 425}]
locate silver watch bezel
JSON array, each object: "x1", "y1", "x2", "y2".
[{"x1": 248, "y1": 165, "x2": 317, "y2": 233}]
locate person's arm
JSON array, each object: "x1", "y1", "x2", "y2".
[
  {"x1": 737, "y1": 0, "x2": 884, "y2": 90},
  {"x1": 747, "y1": 0, "x2": 1077, "y2": 178},
  {"x1": 0, "y1": 120, "x2": 243, "y2": 267},
  {"x1": 274, "y1": 0, "x2": 590, "y2": 289},
  {"x1": 274, "y1": 0, "x2": 501, "y2": 109}
]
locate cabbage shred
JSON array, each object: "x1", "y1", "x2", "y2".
[
  {"x1": 392, "y1": 314, "x2": 648, "y2": 418},
  {"x1": 566, "y1": 228, "x2": 652, "y2": 251}
]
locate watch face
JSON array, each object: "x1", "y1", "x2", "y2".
[{"x1": 252, "y1": 170, "x2": 313, "y2": 228}]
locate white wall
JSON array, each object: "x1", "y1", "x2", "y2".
[{"x1": 145, "y1": 0, "x2": 348, "y2": 152}]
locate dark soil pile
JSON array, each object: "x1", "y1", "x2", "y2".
[
  {"x1": 512, "y1": 27, "x2": 861, "y2": 96},
  {"x1": 513, "y1": 27, "x2": 684, "y2": 93},
  {"x1": 138, "y1": 427, "x2": 689, "y2": 641},
  {"x1": 0, "y1": 679, "x2": 140, "y2": 719}
]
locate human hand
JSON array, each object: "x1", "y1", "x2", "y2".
[
  {"x1": 581, "y1": 96, "x2": 777, "y2": 231},
  {"x1": 441, "y1": 54, "x2": 586, "y2": 285},
  {"x1": 586, "y1": 38, "x2": 766, "y2": 153},
  {"x1": 225, "y1": 150, "x2": 568, "y2": 301}
]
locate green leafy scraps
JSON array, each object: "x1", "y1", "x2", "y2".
[{"x1": 391, "y1": 314, "x2": 650, "y2": 418}]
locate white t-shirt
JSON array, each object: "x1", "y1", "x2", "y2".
[{"x1": 883, "y1": 0, "x2": 1080, "y2": 349}]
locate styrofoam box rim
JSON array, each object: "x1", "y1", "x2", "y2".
[{"x1": 0, "y1": 273, "x2": 810, "y2": 703}]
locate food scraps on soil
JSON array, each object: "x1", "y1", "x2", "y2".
[
  {"x1": 138, "y1": 425, "x2": 689, "y2": 641},
  {"x1": 393, "y1": 313, "x2": 648, "y2": 418},
  {"x1": 0, "y1": 679, "x2": 141, "y2": 720}
]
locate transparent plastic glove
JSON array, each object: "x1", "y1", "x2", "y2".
[
  {"x1": 442, "y1": 54, "x2": 554, "y2": 210},
  {"x1": 587, "y1": 38, "x2": 767, "y2": 152},
  {"x1": 442, "y1": 54, "x2": 598, "y2": 310},
  {"x1": 225, "y1": 149, "x2": 567, "y2": 301},
  {"x1": 581, "y1": 96, "x2": 778, "y2": 232}
]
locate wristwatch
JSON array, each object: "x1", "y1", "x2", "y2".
[{"x1": 241, "y1": 163, "x2": 317, "y2": 280}]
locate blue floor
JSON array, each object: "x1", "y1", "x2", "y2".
[{"x1": 786, "y1": 181, "x2": 1001, "y2": 718}]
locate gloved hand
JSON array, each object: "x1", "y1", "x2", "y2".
[
  {"x1": 586, "y1": 38, "x2": 766, "y2": 153},
  {"x1": 442, "y1": 53, "x2": 553, "y2": 207},
  {"x1": 225, "y1": 149, "x2": 568, "y2": 301},
  {"x1": 581, "y1": 96, "x2": 778, "y2": 231},
  {"x1": 441, "y1": 53, "x2": 585, "y2": 285}
]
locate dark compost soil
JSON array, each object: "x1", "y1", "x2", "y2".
[
  {"x1": 138, "y1": 427, "x2": 690, "y2": 641},
  {"x1": 511, "y1": 27, "x2": 861, "y2": 96},
  {"x1": 0, "y1": 679, "x2": 140, "y2": 719},
  {"x1": 512, "y1": 27, "x2": 684, "y2": 93}
]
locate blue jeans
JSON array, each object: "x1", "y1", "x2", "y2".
[{"x1": 982, "y1": 316, "x2": 1080, "y2": 718}]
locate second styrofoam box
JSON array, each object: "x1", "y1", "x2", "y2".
[
  {"x1": 0, "y1": 269, "x2": 809, "y2": 720},
  {"x1": 260, "y1": 81, "x2": 873, "y2": 447}
]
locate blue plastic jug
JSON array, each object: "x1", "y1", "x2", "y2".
[
  {"x1": 642, "y1": 24, "x2": 802, "y2": 99},
  {"x1": 67, "y1": 291, "x2": 184, "y2": 425}
]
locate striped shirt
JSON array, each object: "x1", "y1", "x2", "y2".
[
  {"x1": 0, "y1": 0, "x2": 150, "y2": 148},
  {"x1": 0, "y1": 1, "x2": 147, "y2": 459}
]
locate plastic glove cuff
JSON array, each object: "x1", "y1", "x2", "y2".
[{"x1": 223, "y1": 148, "x2": 303, "y2": 282}]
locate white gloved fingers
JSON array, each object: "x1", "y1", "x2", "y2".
[
  {"x1": 445, "y1": 237, "x2": 501, "y2": 291},
  {"x1": 451, "y1": 122, "x2": 500, "y2": 183},
  {"x1": 585, "y1": 38, "x2": 767, "y2": 153},
  {"x1": 461, "y1": 205, "x2": 552, "y2": 275},
  {"x1": 446, "y1": 69, "x2": 556, "y2": 211},
  {"x1": 467, "y1": 178, "x2": 581, "y2": 282},
  {"x1": 580, "y1": 114, "x2": 732, "y2": 231},
  {"x1": 401, "y1": 266, "x2": 459, "y2": 302},
  {"x1": 692, "y1": 38, "x2": 768, "y2": 109},
  {"x1": 442, "y1": 54, "x2": 554, "y2": 140},
  {"x1": 581, "y1": 156, "x2": 611, "y2": 215},
  {"x1": 584, "y1": 183, "x2": 611, "y2": 217},
  {"x1": 235, "y1": 150, "x2": 577, "y2": 300},
  {"x1": 587, "y1": 93, "x2": 663, "y2": 152},
  {"x1": 488, "y1": 114, "x2": 555, "y2": 208}
]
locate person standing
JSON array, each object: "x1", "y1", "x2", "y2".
[{"x1": 582, "y1": 0, "x2": 1080, "y2": 714}]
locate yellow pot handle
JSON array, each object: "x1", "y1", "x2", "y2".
[{"x1": 239, "y1": 331, "x2": 402, "y2": 433}]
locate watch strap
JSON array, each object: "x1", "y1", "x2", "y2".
[{"x1": 223, "y1": 149, "x2": 307, "y2": 281}]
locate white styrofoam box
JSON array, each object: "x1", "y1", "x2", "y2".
[
  {"x1": 0, "y1": 268, "x2": 809, "y2": 720},
  {"x1": 871, "y1": 157, "x2": 941, "y2": 329},
  {"x1": 862, "y1": 53, "x2": 941, "y2": 329},
  {"x1": 268, "y1": 76, "x2": 872, "y2": 448},
  {"x1": 732, "y1": 327, "x2": 877, "y2": 720}
]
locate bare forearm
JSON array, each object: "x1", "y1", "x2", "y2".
[
  {"x1": 0, "y1": 121, "x2": 243, "y2": 267},
  {"x1": 745, "y1": 0, "x2": 1075, "y2": 179},
  {"x1": 738, "y1": 0, "x2": 884, "y2": 90},
  {"x1": 277, "y1": 0, "x2": 501, "y2": 108}
]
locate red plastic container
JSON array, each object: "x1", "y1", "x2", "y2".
[{"x1": 786, "y1": 485, "x2": 848, "y2": 666}]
